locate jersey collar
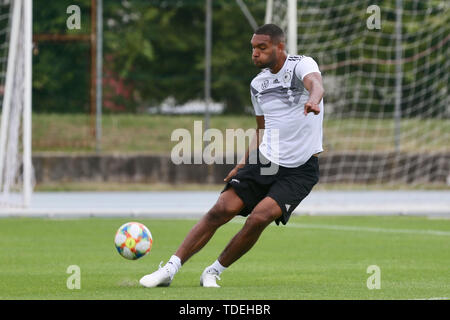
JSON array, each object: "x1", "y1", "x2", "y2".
[{"x1": 270, "y1": 54, "x2": 290, "y2": 76}]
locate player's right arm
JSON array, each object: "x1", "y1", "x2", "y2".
[
  {"x1": 239, "y1": 115, "x2": 265, "y2": 167},
  {"x1": 224, "y1": 84, "x2": 264, "y2": 182},
  {"x1": 223, "y1": 115, "x2": 265, "y2": 182}
]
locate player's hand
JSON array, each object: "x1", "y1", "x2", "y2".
[
  {"x1": 223, "y1": 165, "x2": 242, "y2": 182},
  {"x1": 304, "y1": 101, "x2": 320, "y2": 115}
]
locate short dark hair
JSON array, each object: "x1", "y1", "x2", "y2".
[{"x1": 254, "y1": 24, "x2": 285, "y2": 44}]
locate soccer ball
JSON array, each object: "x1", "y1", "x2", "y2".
[{"x1": 114, "y1": 222, "x2": 153, "y2": 260}]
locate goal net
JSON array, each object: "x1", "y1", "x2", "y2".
[
  {"x1": 0, "y1": 0, "x2": 33, "y2": 208},
  {"x1": 267, "y1": 0, "x2": 449, "y2": 188}
]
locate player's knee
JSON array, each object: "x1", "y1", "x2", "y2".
[
  {"x1": 245, "y1": 211, "x2": 276, "y2": 230},
  {"x1": 205, "y1": 201, "x2": 237, "y2": 226}
]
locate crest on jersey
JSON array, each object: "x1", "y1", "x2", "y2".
[
  {"x1": 261, "y1": 79, "x2": 269, "y2": 90},
  {"x1": 283, "y1": 71, "x2": 292, "y2": 83}
]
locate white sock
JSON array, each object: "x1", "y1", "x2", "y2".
[
  {"x1": 165, "y1": 255, "x2": 182, "y2": 277},
  {"x1": 208, "y1": 260, "x2": 227, "y2": 275}
]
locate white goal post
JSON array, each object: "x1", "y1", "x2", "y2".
[
  {"x1": 0, "y1": 0, "x2": 33, "y2": 208},
  {"x1": 265, "y1": 0, "x2": 298, "y2": 55}
]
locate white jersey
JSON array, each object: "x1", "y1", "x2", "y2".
[{"x1": 250, "y1": 55, "x2": 324, "y2": 167}]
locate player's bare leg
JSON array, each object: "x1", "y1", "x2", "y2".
[
  {"x1": 174, "y1": 187, "x2": 244, "y2": 264},
  {"x1": 140, "y1": 188, "x2": 244, "y2": 288},
  {"x1": 200, "y1": 196, "x2": 282, "y2": 287},
  {"x1": 218, "y1": 196, "x2": 281, "y2": 266}
]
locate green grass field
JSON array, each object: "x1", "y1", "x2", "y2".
[{"x1": 1, "y1": 215, "x2": 449, "y2": 300}]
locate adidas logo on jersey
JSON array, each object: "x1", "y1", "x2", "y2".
[{"x1": 288, "y1": 55, "x2": 306, "y2": 61}]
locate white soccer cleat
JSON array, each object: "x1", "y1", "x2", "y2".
[
  {"x1": 200, "y1": 268, "x2": 221, "y2": 288},
  {"x1": 139, "y1": 262, "x2": 173, "y2": 288}
]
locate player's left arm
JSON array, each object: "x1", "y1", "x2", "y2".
[{"x1": 303, "y1": 72, "x2": 324, "y2": 115}]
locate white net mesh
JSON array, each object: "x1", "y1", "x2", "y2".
[
  {"x1": 0, "y1": 0, "x2": 33, "y2": 207},
  {"x1": 269, "y1": 0, "x2": 449, "y2": 188}
]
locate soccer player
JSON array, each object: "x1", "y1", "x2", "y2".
[{"x1": 140, "y1": 24, "x2": 324, "y2": 288}]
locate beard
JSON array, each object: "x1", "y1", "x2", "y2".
[
  {"x1": 254, "y1": 51, "x2": 277, "y2": 69},
  {"x1": 255, "y1": 61, "x2": 273, "y2": 69}
]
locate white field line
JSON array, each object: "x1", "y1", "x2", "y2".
[
  {"x1": 2, "y1": 208, "x2": 450, "y2": 236},
  {"x1": 229, "y1": 219, "x2": 450, "y2": 237},
  {"x1": 409, "y1": 297, "x2": 449, "y2": 300},
  {"x1": 285, "y1": 223, "x2": 450, "y2": 237}
]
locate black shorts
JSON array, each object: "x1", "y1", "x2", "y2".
[{"x1": 222, "y1": 151, "x2": 319, "y2": 225}]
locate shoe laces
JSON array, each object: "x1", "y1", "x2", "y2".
[
  {"x1": 206, "y1": 268, "x2": 221, "y2": 281},
  {"x1": 158, "y1": 261, "x2": 175, "y2": 280},
  {"x1": 158, "y1": 261, "x2": 170, "y2": 273}
]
